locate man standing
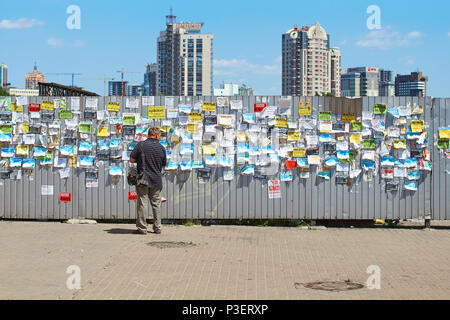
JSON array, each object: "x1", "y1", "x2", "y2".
[{"x1": 130, "y1": 127, "x2": 166, "y2": 235}]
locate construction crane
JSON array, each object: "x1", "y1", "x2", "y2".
[
  {"x1": 116, "y1": 69, "x2": 139, "y2": 96},
  {"x1": 79, "y1": 75, "x2": 115, "y2": 96},
  {"x1": 46, "y1": 73, "x2": 82, "y2": 87}
]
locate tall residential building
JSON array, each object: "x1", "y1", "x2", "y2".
[
  {"x1": 143, "y1": 63, "x2": 157, "y2": 96},
  {"x1": 108, "y1": 80, "x2": 128, "y2": 96},
  {"x1": 330, "y1": 48, "x2": 341, "y2": 97},
  {"x1": 127, "y1": 84, "x2": 142, "y2": 96},
  {"x1": 395, "y1": 72, "x2": 428, "y2": 97},
  {"x1": 238, "y1": 84, "x2": 253, "y2": 96},
  {"x1": 341, "y1": 67, "x2": 379, "y2": 97},
  {"x1": 157, "y1": 12, "x2": 213, "y2": 96},
  {"x1": 282, "y1": 22, "x2": 339, "y2": 96},
  {"x1": 379, "y1": 69, "x2": 395, "y2": 96},
  {"x1": 25, "y1": 63, "x2": 45, "y2": 89},
  {"x1": 0, "y1": 64, "x2": 8, "y2": 88}
]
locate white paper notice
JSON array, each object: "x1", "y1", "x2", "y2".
[
  {"x1": 85, "y1": 97, "x2": 98, "y2": 110},
  {"x1": 230, "y1": 100, "x2": 243, "y2": 110},
  {"x1": 70, "y1": 97, "x2": 81, "y2": 111},
  {"x1": 16, "y1": 96, "x2": 28, "y2": 106},
  {"x1": 142, "y1": 96, "x2": 154, "y2": 106},
  {"x1": 41, "y1": 185, "x2": 54, "y2": 196},
  {"x1": 126, "y1": 97, "x2": 139, "y2": 109},
  {"x1": 166, "y1": 108, "x2": 178, "y2": 119}
]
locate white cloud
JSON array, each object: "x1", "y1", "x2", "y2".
[
  {"x1": 214, "y1": 58, "x2": 281, "y2": 76},
  {"x1": 339, "y1": 40, "x2": 348, "y2": 46},
  {"x1": 0, "y1": 18, "x2": 43, "y2": 29},
  {"x1": 47, "y1": 38, "x2": 64, "y2": 47},
  {"x1": 72, "y1": 40, "x2": 86, "y2": 48},
  {"x1": 356, "y1": 27, "x2": 424, "y2": 49},
  {"x1": 448, "y1": 32, "x2": 450, "y2": 37}
]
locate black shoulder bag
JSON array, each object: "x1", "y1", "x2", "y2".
[{"x1": 127, "y1": 143, "x2": 148, "y2": 187}]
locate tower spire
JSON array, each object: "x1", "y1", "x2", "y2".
[{"x1": 166, "y1": 7, "x2": 176, "y2": 25}]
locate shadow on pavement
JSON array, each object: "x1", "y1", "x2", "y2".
[{"x1": 104, "y1": 228, "x2": 137, "y2": 234}]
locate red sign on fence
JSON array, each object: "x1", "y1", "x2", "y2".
[
  {"x1": 268, "y1": 180, "x2": 281, "y2": 199},
  {"x1": 60, "y1": 192, "x2": 71, "y2": 202},
  {"x1": 128, "y1": 191, "x2": 137, "y2": 201},
  {"x1": 254, "y1": 103, "x2": 267, "y2": 113},
  {"x1": 29, "y1": 103, "x2": 41, "y2": 112}
]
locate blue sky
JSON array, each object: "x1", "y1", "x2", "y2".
[{"x1": 1, "y1": 0, "x2": 449, "y2": 96}]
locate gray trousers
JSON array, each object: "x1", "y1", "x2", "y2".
[{"x1": 136, "y1": 186, "x2": 162, "y2": 233}]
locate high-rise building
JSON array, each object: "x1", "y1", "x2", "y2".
[
  {"x1": 127, "y1": 84, "x2": 142, "y2": 96},
  {"x1": 341, "y1": 67, "x2": 379, "y2": 97},
  {"x1": 238, "y1": 84, "x2": 253, "y2": 96},
  {"x1": 157, "y1": 11, "x2": 213, "y2": 96},
  {"x1": 379, "y1": 69, "x2": 395, "y2": 96},
  {"x1": 143, "y1": 63, "x2": 158, "y2": 96},
  {"x1": 395, "y1": 72, "x2": 428, "y2": 97},
  {"x1": 330, "y1": 48, "x2": 341, "y2": 97},
  {"x1": 282, "y1": 22, "x2": 339, "y2": 96},
  {"x1": 0, "y1": 64, "x2": 8, "y2": 88},
  {"x1": 108, "y1": 80, "x2": 128, "y2": 96},
  {"x1": 25, "y1": 63, "x2": 45, "y2": 89}
]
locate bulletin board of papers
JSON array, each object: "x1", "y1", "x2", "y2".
[{"x1": 0, "y1": 95, "x2": 443, "y2": 195}]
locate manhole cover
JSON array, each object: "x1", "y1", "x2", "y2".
[
  {"x1": 147, "y1": 241, "x2": 196, "y2": 249},
  {"x1": 301, "y1": 281, "x2": 364, "y2": 292}
]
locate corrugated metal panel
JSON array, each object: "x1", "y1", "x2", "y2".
[{"x1": 0, "y1": 96, "x2": 446, "y2": 220}]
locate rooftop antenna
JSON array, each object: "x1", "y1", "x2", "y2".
[
  {"x1": 34, "y1": 62, "x2": 38, "y2": 71},
  {"x1": 166, "y1": 7, "x2": 176, "y2": 25}
]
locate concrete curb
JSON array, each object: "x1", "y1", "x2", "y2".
[{"x1": 65, "y1": 219, "x2": 97, "y2": 225}]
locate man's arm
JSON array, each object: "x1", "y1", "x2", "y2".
[
  {"x1": 161, "y1": 146, "x2": 167, "y2": 169},
  {"x1": 129, "y1": 143, "x2": 140, "y2": 164}
]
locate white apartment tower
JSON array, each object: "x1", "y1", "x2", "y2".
[{"x1": 282, "y1": 21, "x2": 340, "y2": 96}]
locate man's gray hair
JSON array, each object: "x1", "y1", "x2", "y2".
[{"x1": 148, "y1": 127, "x2": 161, "y2": 137}]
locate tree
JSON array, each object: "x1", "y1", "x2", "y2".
[{"x1": 0, "y1": 87, "x2": 9, "y2": 96}]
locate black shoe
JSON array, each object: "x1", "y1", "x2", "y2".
[
  {"x1": 153, "y1": 229, "x2": 161, "y2": 234},
  {"x1": 135, "y1": 229, "x2": 148, "y2": 235}
]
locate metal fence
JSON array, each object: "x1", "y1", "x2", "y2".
[{"x1": 0, "y1": 96, "x2": 448, "y2": 221}]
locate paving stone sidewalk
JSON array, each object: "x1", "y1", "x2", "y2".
[{"x1": 0, "y1": 220, "x2": 449, "y2": 300}]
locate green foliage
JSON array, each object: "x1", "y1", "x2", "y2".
[{"x1": 0, "y1": 87, "x2": 9, "y2": 96}]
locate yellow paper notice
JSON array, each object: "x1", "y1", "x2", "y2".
[
  {"x1": 349, "y1": 134, "x2": 361, "y2": 145},
  {"x1": 439, "y1": 129, "x2": 450, "y2": 139},
  {"x1": 292, "y1": 148, "x2": 306, "y2": 158},
  {"x1": 189, "y1": 112, "x2": 202, "y2": 123},
  {"x1": 342, "y1": 113, "x2": 355, "y2": 122},
  {"x1": 288, "y1": 131, "x2": 301, "y2": 141},
  {"x1": 202, "y1": 102, "x2": 216, "y2": 112},
  {"x1": 410, "y1": 120, "x2": 423, "y2": 133},
  {"x1": 148, "y1": 106, "x2": 166, "y2": 119},
  {"x1": 41, "y1": 100, "x2": 55, "y2": 111},
  {"x1": 187, "y1": 124, "x2": 198, "y2": 133},
  {"x1": 275, "y1": 117, "x2": 288, "y2": 128},
  {"x1": 16, "y1": 145, "x2": 29, "y2": 155},
  {"x1": 11, "y1": 102, "x2": 23, "y2": 112},
  {"x1": 394, "y1": 140, "x2": 406, "y2": 149},
  {"x1": 97, "y1": 126, "x2": 109, "y2": 137},
  {"x1": 202, "y1": 144, "x2": 215, "y2": 155},
  {"x1": 69, "y1": 155, "x2": 77, "y2": 167},
  {"x1": 22, "y1": 123, "x2": 29, "y2": 133},
  {"x1": 107, "y1": 101, "x2": 121, "y2": 112}
]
